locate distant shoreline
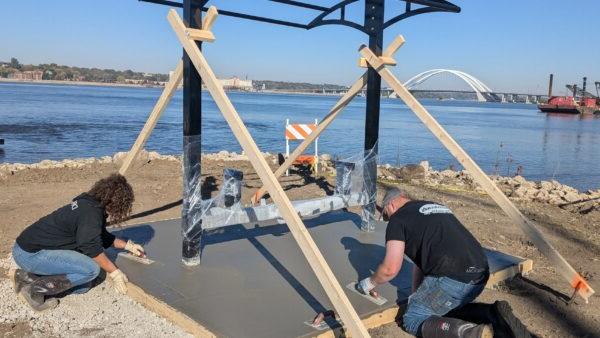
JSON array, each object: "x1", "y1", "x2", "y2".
[
  {"x1": 0, "y1": 77, "x2": 164, "y2": 89},
  {"x1": 0, "y1": 78, "x2": 348, "y2": 96}
]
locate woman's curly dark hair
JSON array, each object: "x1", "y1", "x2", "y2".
[{"x1": 88, "y1": 174, "x2": 134, "y2": 225}]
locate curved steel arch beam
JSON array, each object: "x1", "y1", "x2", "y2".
[
  {"x1": 453, "y1": 70, "x2": 493, "y2": 92},
  {"x1": 404, "y1": 69, "x2": 490, "y2": 101},
  {"x1": 306, "y1": 0, "x2": 363, "y2": 32}
]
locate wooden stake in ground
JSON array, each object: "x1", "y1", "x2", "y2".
[
  {"x1": 359, "y1": 44, "x2": 595, "y2": 303},
  {"x1": 168, "y1": 8, "x2": 370, "y2": 337},
  {"x1": 119, "y1": 60, "x2": 183, "y2": 175},
  {"x1": 251, "y1": 36, "x2": 406, "y2": 205}
]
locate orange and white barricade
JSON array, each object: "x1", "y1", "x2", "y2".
[{"x1": 285, "y1": 119, "x2": 318, "y2": 176}]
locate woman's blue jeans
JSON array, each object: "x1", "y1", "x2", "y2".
[
  {"x1": 403, "y1": 276, "x2": 486, "y2": 336},
  {"x1": 12, "y1": 243, "x2": 101, "y2": 294}
]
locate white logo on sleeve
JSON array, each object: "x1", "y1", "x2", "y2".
[
  {"x1": 71, "y1": 201, "x2": 78, "y2": 210},
  {"x1": 418, "y1": 203, "x2": 452, "y2": 215}
]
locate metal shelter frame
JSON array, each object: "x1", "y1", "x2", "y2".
[
  {"x1": 139, "y1": 0, "x2": 461, "y2": 249},
  {"x1": 114, "y1": 2, "x2": 595, "y2": 335}
]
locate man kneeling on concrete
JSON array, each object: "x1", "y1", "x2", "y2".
[
  {"x1": 357, "y1": 188, "x2": 492, "y2": 337},
  {"x1": 11, "y1": 174, "x2": 145, "y2": 311}
]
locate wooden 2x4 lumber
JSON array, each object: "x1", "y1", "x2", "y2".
[
  {"x1": 202, "y1": 6, "x2": 218, "y2": 31},
  {"x1": 185, "y1": 28, "x2": 215, "y2": 42},
  {"x1": 359, "y1": 45, "x2": 595, "y2": 303},
  {"x1": 126, "y1": 283, "x2": 218, "y2": 337},
  {"x1": 167, "y1": 9, "x2": 370, "y2": 338},
  {"x1": 119, "y1": 60, "x2": 183, "y2": 175},
  {"x1": 358, "y1": 56, "x2": 396, "y2": 68},
  {"x1": 251, "y1": 35, "x2": 405, "y2": 205},
  {"x1": 383, "y1": 35, "x2": 406, "y2": 57}
]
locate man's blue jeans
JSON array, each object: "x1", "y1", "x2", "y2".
[
  {"x1": 12, "y1": 243, "x2": 101, "y2": 294},
  {"x1": 403, "y1": 276, "x2": 486, "y2": 336}
]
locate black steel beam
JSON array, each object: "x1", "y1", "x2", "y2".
[
  {"x1": 406, "y1": 0, "x2": 460, "y2": 12},
  {"x1": 139, "y1": 0, "x2": 309, "y2": 29},
  {"x1": 362, "y1": 0, "x2": 384, "y2": 231},
  {"x1": 181, "y1": 0, "x2": 204, "y2": 265},
  {"x1": 269, "y1": 0, "x2": 329, "y2": 11},
  {"x1": 139, "y1": 0, "x2": 460, "y2": 33}
]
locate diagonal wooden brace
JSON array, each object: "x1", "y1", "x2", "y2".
[
  {"x1": 184, "y1": 5, "x2": 218, "y2": 42},
  {"x1": 168, "y1": 8, "x2": 370, "y2": 337},
  {"x1": 251, "y1": 35, "x2": 406, "y2": 205},
  {"x1": 359, "y1": 44, "x2": 595, "y2": 303},
  {"x1": 357, "y1": 35, "x2": 404, "y2": 68},
  {"x1": 119, "y1": 60, "x2": 183, "y2": 175}
]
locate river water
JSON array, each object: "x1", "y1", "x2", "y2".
[{"x1": 0, "y1": 82, "x2": 598, "y2": 190}]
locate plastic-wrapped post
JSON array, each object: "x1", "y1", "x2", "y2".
[
  {"x1": 360, "y1": 148, "x2": 378, "y2": 232},
  {"x1": 181, "y1": 0, "x2": 203, "y2": 266},
  {"x1": 223, "y1": 168, "x2": 243, "y2": 207},
  {"x1": 181, "y1": 137, "x2": 202, "y2": 266},
  {"x1": 334, "y1": 161, "x2": 355, "y2": 196},
  {"x1": 333, "y1": 148, "x2": 378, "y2": 231}
]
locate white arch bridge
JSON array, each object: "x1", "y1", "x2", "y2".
[{"x1": 403, "y1": 69, "x2": 498, "y2": 102}]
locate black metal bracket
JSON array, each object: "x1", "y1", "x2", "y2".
[{"x1": 139, "y1": 0, "x2": 459, "y2": 35}]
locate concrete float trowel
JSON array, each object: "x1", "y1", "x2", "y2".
[
  {"x1": 346, "y1": 282, "x2": 388, "y2": 306},
  {"x1": 117, "y1": 251, "x2": 155, "y2": 265}
]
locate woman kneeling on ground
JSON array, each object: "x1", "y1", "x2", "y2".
[{"x1": 11, "y1": 173, "x2": 145, "y2": 311}]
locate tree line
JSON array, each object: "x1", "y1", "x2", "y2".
[{"x1": 0, "y1": 57, "x2": 169, "y2": 83}]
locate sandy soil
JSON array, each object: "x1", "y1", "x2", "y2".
[{"x1": 0, "y1": 157, "x2": 598, "y2": 337}]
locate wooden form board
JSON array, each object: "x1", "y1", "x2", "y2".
[
  {"x1": 167, "y1": 8, "x2": 370, "y2": 338},
  {"x1": 251, "y1": 36, "x2": 405, "y2": 205},
  {"x1": 359, "y1": 44, "x2": 594, "y2": 303},
  {"x1": 126, "y1": 283, "x2": 217, "y2": 338},
  {"x1": 119, "y1": 60, "x2": 183, "y2": 175},
  {"x1": 485, "y1": 258, "x2": 533, "y2": 289}
]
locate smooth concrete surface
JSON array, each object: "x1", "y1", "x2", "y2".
[{"x1": 109, "y1": 212, "x2": 526, "y2": 338}]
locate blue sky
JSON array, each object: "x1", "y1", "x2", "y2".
[{"x1": 1, "y1": 0, "x2": 599, "y2": 93}]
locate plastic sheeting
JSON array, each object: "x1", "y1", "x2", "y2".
[
  {"x1": 182, "y1": 144, "x2": 245, "y2": 265},
  {"x1": 182, "y1": 135, "x2": 202, "y2": 266},
  {"x1": 334, "y1": 147, "x2": 378, "y2": 232}
]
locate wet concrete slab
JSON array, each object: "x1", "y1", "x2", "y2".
[{"x1": 109, "y1": 212, "x2": 526, "y2": 337}]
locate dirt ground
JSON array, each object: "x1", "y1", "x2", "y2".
[{"x1": 0, "y1": 157, "x2": 598, "y2": 337}]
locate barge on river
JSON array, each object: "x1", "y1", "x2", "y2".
[{"x1": 538, "y1": 75, "x2": 600, "y2": 115}]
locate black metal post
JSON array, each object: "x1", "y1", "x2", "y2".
[
  {"x1": 181, "y1": 0, "x2": 204, "y2": 266},
  {"x1": 362, "y1": 0, "x2": 384, "y2": 232}
]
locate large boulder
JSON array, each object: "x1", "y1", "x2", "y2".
[
  {"x1": 539, "y1": 180, "x2": 553, "y2": 191},
  {"x1": 563, "y1": 192, "x2": 580, "y2": 203},
  {"x1": 419, "y1": 161, "x2": 430, "y2": 173}
]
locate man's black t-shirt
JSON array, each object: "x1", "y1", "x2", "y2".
[
  {"x1": 16, "y1": 193, "x2": 115, "y2": 258},
  {"x1": 385, "y1": 200, "x2": 489, "y2": 283}
]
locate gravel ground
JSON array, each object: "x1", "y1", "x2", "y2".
[
  {"x1": 1, "y1": 156, "x2": 598, "y2": 337},
  {"x1": 0, "y1": 256, "x2": 192, "y2": 338}
]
